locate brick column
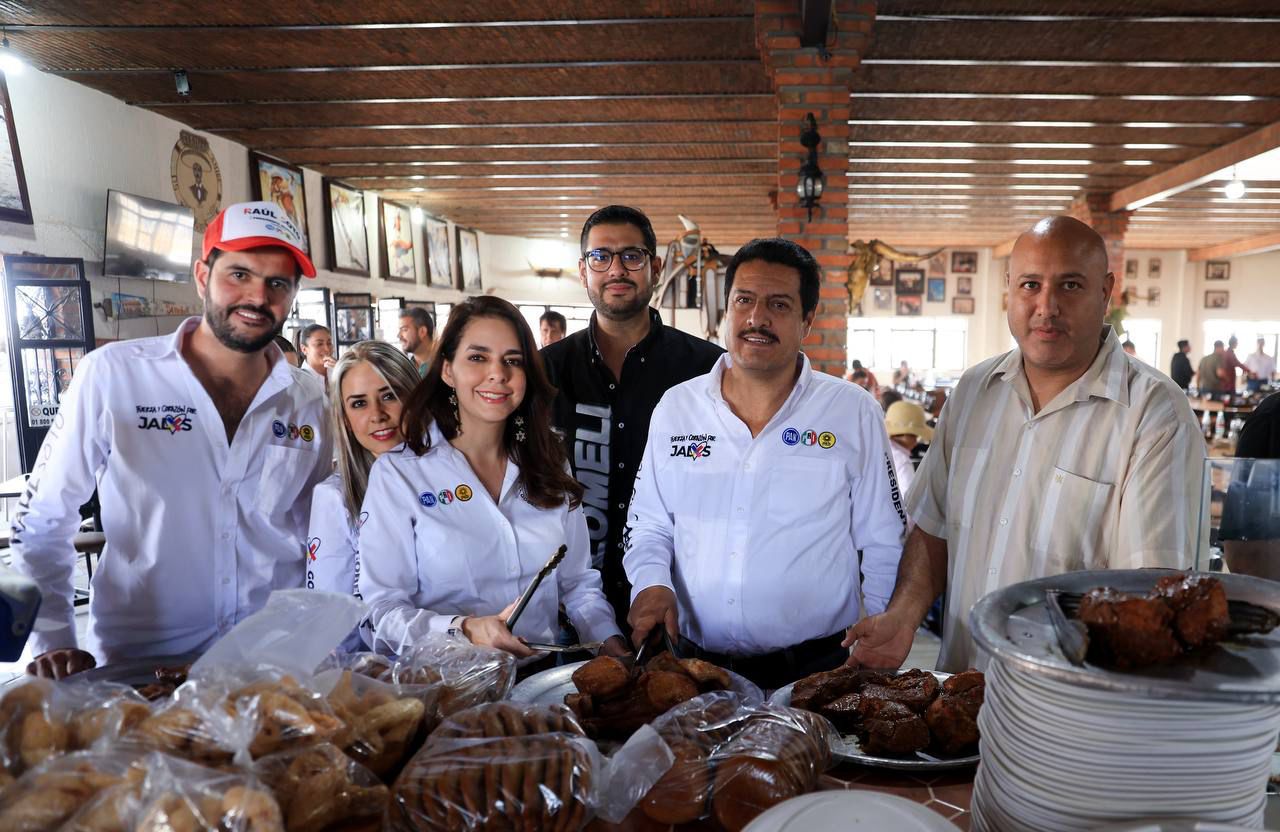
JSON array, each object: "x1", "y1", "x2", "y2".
[
  {"x1": 1067, "y1": 192, "x2": 1133, "y2": 298},
  {"x1": 756, "y1": 1, "x2": 874, "y2": 376}
]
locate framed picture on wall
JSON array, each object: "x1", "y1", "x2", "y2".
[
  {"x1": 1205, "y1": 290, "x2": 1229, "y2": 309},
  {"x1": 873, "y1": 287, "x2": 892, "y2": 310},
  {"x1": 869, "y1": 258, "x2": 893, "y2": 286},
  {"x1": 378, "y1": 198, "x2": 417, "y2": 282},
  {"x1": 1125, "y1": 259, "x2": 1138, "y2": 280},
  {"x1": 953, "y1": 297, "x2": 975, "y2": 315},
  {"x1": 0, "y1": 74, "x2": 33, "y2": 225},
  {"x1": 457, "y1": 226, "x2": 482, "y2": 292},
  {"x1": 321, "y1": 178, "x2": 368, "y2": 276},
  {"x1": 1206, "y1": 261, "x2": 1230, "y2": 281},
  {"x1": 1148, "y1": 258, "x2": 1162, "y2": 279},
  {"x1": 926, "y1": 253, "x2": 946, "y2": 277},
  {"x1": 424, "y1": 215, "x2": 451, "y2": 287},
  {"x1": 951, "y1": 251, "x2": 978, "y2": 273},
  {"x1": 249, "y1": 151, "x2": 310, "y2": 254},
  {"x1": 895, "y1": 268, "x2": 924, "y2": 295},
  {"x1": 926, "y1": 277, "x2": 946, "y2": 303},
  {"x1": 896, "y1": 295, "x2": 923, "y2": 316},
  {"x1": 956, "y1": 276, "x2": 972, "y2": 295},
  {"x1": 1148, "y1": 286, "x2": 1161, "y2": 306}
]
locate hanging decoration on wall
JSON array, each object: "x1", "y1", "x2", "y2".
[
  {"x1": 846, "y1": 240, "x2": 943, "y2": 310},
  {"x1": 652, "y1": 215, "x2": 728, "y2": 340},
  {"x1": 169, "y1": 130, "x2": 222, "y2": 231},
  {"x1": 0, "y1": 72, "x2": 33, "y2": 224}
]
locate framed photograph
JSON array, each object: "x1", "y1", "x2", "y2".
[
  {"x1": 457, "y1": 226, "x2": 482, "y2": 292},
  {"x1": 926, "y1": 253, "x2": 946, "y2": 278},
  {"x1": 896, "y1": 295, "x2": 922, "y2": 316},
  {"x1": 1125, "y1": 259, "x2": 1138, "y2": 280},
  {"x1": 873, "y1": 287, "x2": 892, "y2": 311},
  {"x1": 1206, "y1": 261, "x2": 1230, "y2": 281},
  {"x1": 951, "y1": 251, "x2": 977, "y2": 273},
  {"x1": 869, "y1": 258, "x2": 893, "y2": 287},
  {"x1": 1147, "y1": 286, "x2": 1161, "y2": 306},
  {"x1": 378, "y1": 198, "x2": 417, "y2": 282},
  {"x1": 249, "y1": 151, "x2": 310, "y2": 254},
  {"x1": 424, "y1": 215, "x2": 452, "y2": 287},
  {"x1": 0, "y1": 74, "x2": 33, "y2": 225},
  {"x1": 1148, "y1": 258, "x2": 1162, "y2": 279},
  {"x1": 895, "y1": 268, "x2": 924, "y2": 295},
  {"x1": 926, "y1": 277, "x2": 946, "y2": 303},
  {"x1": 321, "y1": 178, "x2": 369, "y2": 276},
  {"x1": 953, "y1": 297, "x2": 975, "y2": 315},
  {"x1": 1204, "y1": 290, "x2": 1229, "y2": 309},
  {"x1": 956, "y1": 276, "x2": 972, "y2": 295}
]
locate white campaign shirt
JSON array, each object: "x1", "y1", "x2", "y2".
[
  {"x1": 10, "y1": 318, "x2": 332, "y2": 664},
  {"x1": 624, "y1": 353, "x2": 908, "y2": 656},
  {"x1": 1245, "y1": 350, "x2": 1276, "y2": 380},
  {"x1": 307, "y1": 472, "x2": 361, "y2": 596},
  {"x1": 358, "y1": 424, "x2": 620, "y2": 654},
  {"x1": 889, "y1": 441, "x2": 916, "y2": 498}
]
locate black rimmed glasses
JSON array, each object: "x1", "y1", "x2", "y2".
[{"x1": 583, "y1": 247, "x2": 651, "y2": 272}]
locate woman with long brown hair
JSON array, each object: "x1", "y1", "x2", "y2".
[{"x1": 358, "y1": 296, "x2": 626, "y2": 660}]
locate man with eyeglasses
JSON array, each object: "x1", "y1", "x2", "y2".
[{"x1": 542, "y1": 205, "x2": 723, "y2": 632}]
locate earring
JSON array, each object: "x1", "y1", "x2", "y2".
[
  {"x1": 514, "y1": 415, "x2": 526, "y2": 443},
  {"x1": 448, "y1": 390, "x2": 462, "y2": 435}
]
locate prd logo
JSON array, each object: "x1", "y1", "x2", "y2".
[
  {"x1": 419, "y1": 491, "x2": 437, "y2": 507},
  {"x1": 818, "y1": 431, "x2": 837, "y2": 449},
  {"x1": 782, "y1": 427, "x2": 800, "y2": 446},
  {"x1": 299, "y1": 425, "x2": 315, "y2": 442},
  {"x1": 801, "y1": 430, "x2": 818, "y2": 446},
  {"x1": 456, "y1": 484, "x2": 473, "y2": 502},
  {"x1": 438, "y1": 489, "x2": 455, "y2": 505}
]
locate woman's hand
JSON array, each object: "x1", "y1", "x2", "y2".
[{"x1": 460, "y1": 599, "x2": 535, "y2": 658}]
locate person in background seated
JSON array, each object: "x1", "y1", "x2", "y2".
[
  {"x1": 879, "y1": 387, "x2": 903, "y2": 414},
  {"x1": 298, "y1": 323, "x2": 334, "y2": 391},
  {"x1": 848, "y1": 368, "x2": 874, "y2": 393},
  {"x1": 1245, "y1": 337, "x2": 1275, "y2": 393},
  {"x1": 1169, "y1": 339, "x2": 1193, "y2": 391},
  {"x1": 1122, "y1": 340, "x2": 1137, "y2": 357},
  {"x1": 359, "y1": 296, "x2": 628, "y2": 663},
  {"x1": 274, "y1": 335, "x2": 301, "y2": 368},
  {"x1": 308, "y1": 341, "x2": 420, "y2": 607},
  {"x1": 398, "y1": 307, "x2": 436, "y2": 376},
  {"x1": 539, "y1": 310, "x2": 567, "y2": 347},
  {"x1": 893, "y1": 360, "x2": 913, "y2": 387},
  {"x1": 885, "y1": 400, "x2": 932, "y2": 497},
  {"x1": 848, "y1": 359, "x2": 879, "y2": 396}
]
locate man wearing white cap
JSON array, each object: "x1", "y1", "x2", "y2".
[
  {"x1": 11, "y1": 201, "x2": 332, "y2": 678},
  {"x1": 884, "y1": 400, "x2": 932, "y2": 497}
]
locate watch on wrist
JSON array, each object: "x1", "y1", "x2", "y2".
[{"x1": 447, "y1": 615, "x2": 467, "y2": 638}]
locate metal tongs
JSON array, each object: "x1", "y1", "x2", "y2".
[
  {"x1": 503, "y1": 545, "x2": 603, "y2": 653},
  {"x1": 1045, "y1": 590, "x2": 1090, "y2": 666},
  {"x1": 633, "y1": 626, "x2": 679, "y2": 667}
]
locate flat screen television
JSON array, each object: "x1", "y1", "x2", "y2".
[{"x1": 102, "y1": 190, "x2": 196, "y2": 283}]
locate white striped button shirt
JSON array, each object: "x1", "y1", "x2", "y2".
[{"x1": 908, "y1": 328, "x2": 1205, "y2": 672}]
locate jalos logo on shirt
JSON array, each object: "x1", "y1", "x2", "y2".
[
  {"x1": 136, "y1": 403, "x2": 196, "y2": 433},
  {"x1": 668, "y1": 433, "x2": 716, "y2": 460}
]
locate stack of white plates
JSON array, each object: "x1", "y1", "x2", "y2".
[{"x1": 971, "y1": 660, "x2": 1280, "y2": 831}]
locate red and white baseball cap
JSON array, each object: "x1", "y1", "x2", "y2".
[{"x1": 202, "y1": 200, "x2": 317, "y2": 277}]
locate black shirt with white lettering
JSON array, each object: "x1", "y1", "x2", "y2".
[{"x1": 542, "y1": 308, "x2": 724, "y2": 629}]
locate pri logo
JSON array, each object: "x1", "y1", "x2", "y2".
[
  {"x1": 782, "y1": 427, "x2": 800, "y2": 446},
  {"x1": 272, "y1": 420, "x2": 287, "y2": 439},
  {"x1": 307, "y1": 537, "x2": 320, "y2": 561},
  {"x1": 438, "y1": 489, "x2": 455, "y2": 505},
  {"x1": 801, "y1": 430, "x2": 818, "y2": 446},
  {"x1": 456, "y1": 485, "x2": 473, "y2": 502},
  {"x1": 419, "y1": 491, "x2": 437, "y2": 508}
]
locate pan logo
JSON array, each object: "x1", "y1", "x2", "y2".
[
  {"x1": 782, "y1": 427, "x2": 800, "y2": 446},
  {"x1": 272, "y1": 420, "x2": 287, "y2": 439},
  {"x1": 419, "y1": 491, "x2": 437, "y2": 508}
]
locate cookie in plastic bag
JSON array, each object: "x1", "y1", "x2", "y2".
[
  {"x1": 0, "y1": 749, "x2": 145, "y2": 832},
  {"x1": 255, "y1": 742, "x2": 389, "y2": 832}
]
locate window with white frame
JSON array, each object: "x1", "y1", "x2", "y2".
[
  {"x1": 1122, "y1": 318, "x2": 1161, "y2": 367},
  {"x1": 847, "y1": 316, "x2": 969, "y2": 383},
  {"x1": 1201, "y1": 319, "x2": 1280, "y2": 370}
]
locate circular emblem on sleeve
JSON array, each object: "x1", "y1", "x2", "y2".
[
  {"x1": 456, "y1": 484, "x2": 473, "y2": 502},
  {"x1": 299, "y1": 425, "x2": 315, "y2": 442},
  {"x1": 782, "y1": 427, "x2": 800, "y2": 446},
  {"x1": 272, "y1": 420, "x2": 287, "y2": 439},
  {"x1": 801, "y1": 430, "x2": 818, "y2": 446},
  {"x1": 418, "y1": 491, "x2": 437, "y2": 508},
  {"x1": 438, "y1": 489, "x2": 454, "y2": 505},
  {"x1": 818, "y1": 431, "x2": 837, "y2": 449}
]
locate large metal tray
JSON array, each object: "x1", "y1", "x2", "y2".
[
  {"x1": 769, "y1": 670, "x2": 980, "y2": 771},
  {"x1": 970, "y1": 569, "x2": 1280, "y2": 704},
  {"x1": 509, "y1": 659, "x2": 764, "y2": 705},
  {"x1": 75, "y1": 653, "x2": 200, "y2": 689}
]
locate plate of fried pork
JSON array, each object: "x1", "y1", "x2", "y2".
[{"x1": 770, "y1": 667, "x2": 984, "y2": 769}]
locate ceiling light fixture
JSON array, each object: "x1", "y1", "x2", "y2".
[
  {"x1": 796, "y1": 113, "x2": 825, "y2": 222},
  {"x1": 1225, "y1": 166, "x2": 1246, "y2": 200},
  {"x1": 0, "y1": 28, "x2": 24, "y2": 76}
]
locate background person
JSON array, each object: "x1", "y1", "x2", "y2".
[
  {"x1": 359, "y1": 297, "x2": 627, "y2": 662},
  {"x1": 308, "y1": 341, "x2": 420, "y2": 605},
  {"x1": 539, "y1": 310, "x2": 567, "y2": 347},
  {"x1": 398, "y1": 307, "x2": 436, "y2": 375},
  {"x1": 885, "y1": 400, "x2": 932, "y2": 497},
  {"x1": 1169, "y1": 339, "x2": 1193, "y2": 390},
  {"x1": 298, "y1": 323, "x2": 334, "y2": 390},
  {"x1": 1245, "y1": 337, "x2": 1275, "y2": 392},
  {"x1": 274, "y1": 335, "x2": 300, "y2": 368}
]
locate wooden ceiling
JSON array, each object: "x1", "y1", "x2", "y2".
[{"x1": 5, "y1": 0, "x2": 1280, "y2": 252}]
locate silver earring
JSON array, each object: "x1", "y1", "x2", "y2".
[
  {"x1": 514, "y1": 415, "x2": 526, "y2": 443},
  {"x1": 449, "y1": 390, "x2": 462, "y2": 435}
]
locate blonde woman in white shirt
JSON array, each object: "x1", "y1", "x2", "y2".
[
  {"x1": 359, "y1": 296, "x2": 626, "y2": 661},
  {"x1": 307, "y1": 341, "x2": 420, "y2": 600}
]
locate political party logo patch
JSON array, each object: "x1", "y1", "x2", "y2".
[
  {"x1": 307, "y1": 537, "x2": 320, "y2": 561},
  {"x1": 801, "y1": 430, "x2": 818, "y2": 447},
  {"x1": 438, "y1": 489, "x2": 455, "y2": 505},
  {"x1": 419, "y1": 491, "x2": 437, "y2": 508},
  {"x1": 299, "y1": 425, "x2": 315, "y2": 442},
  {"x1": 136, "y1": 403, "x2": 197, "y2": 433},
  {"x1": 818, "y1": 431, "x2": 837, "y2": 449},
  {"x1": 669, "y1": 433, "x2": 716, "y2": 460},
  {"x1": 782, "y1": 427, "x2": 800, "y2": 446},
  {"x1": 289, "y1": 424, "x2": 300, "y2": 440},
  {"x1": 456, "y1": 485, "x2": 473, "y2": 502},
  {"x1": 272, "y1": 420, "x2": 287, "y2": 439}
]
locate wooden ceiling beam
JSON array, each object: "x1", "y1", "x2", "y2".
[
  {"x1": 1187, "y1": 232, "x2": 1280, "y2": 261},
  {"x1": 991, "y1": 237, "x2": 1018, "y2": 258},
  {"x1": 1109, "y1": 119, "x2": 1280, "y2": 211}
]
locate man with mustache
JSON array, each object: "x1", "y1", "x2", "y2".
[
  {"x1": 845, "y1": 216, "x2": 1204, "y2": 673},
  {"x1": 542, "y1": 206, "x2": 723, "y2": 632},
  {"x1": 11, "y1": 202, "x2": 332, "y2": 678},
  {"x1": 625, "y1": 238, "x2": 907, "y2": 689}
]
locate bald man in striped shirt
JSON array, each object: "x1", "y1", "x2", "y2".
[{"x1": 844, "y1": 216, "x2": 1205, "y2": 672}]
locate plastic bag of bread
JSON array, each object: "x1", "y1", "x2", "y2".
[
  {"x1": 311, "y1": 669, "x2": 431, "y2": 780},
  {"x1": 58, "y1": 681, "x2": 153, "y2": 752},
  {"x1": 218, "y1": 667, "x2": 349, "y2": 759},
  {"x1": 388, "y1": 701, "x2": 596, "y2": 831},
  {"x1": 391, "y1": 637, "x2": 516, "y2": 715},
  {"x1": 131, "y1": 752, "x2": 284, "y2": 832},
  {"x1": 120, "y1": 676, "x2": 260, "y2": 769},
  {"x1": 0, "y1": 749, "x2": 145, "y2": 831},
  {"x1": 0, "y1": 678, "x2": 71, "y2": 781},
  {"x1": 254, "y1": 742, "x2": 389, "y2": 832}
]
